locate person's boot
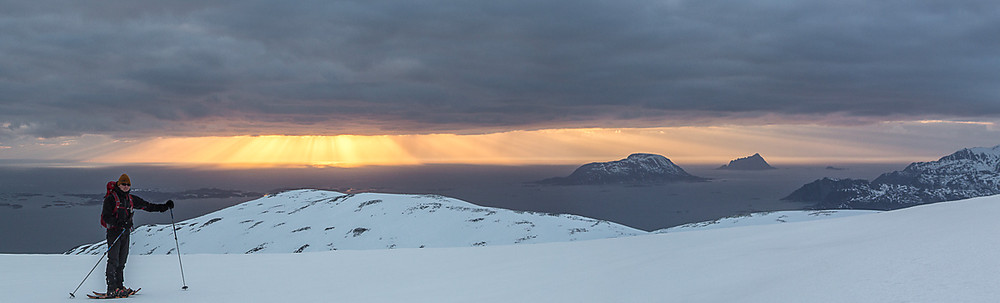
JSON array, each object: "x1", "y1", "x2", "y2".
[{"x1": 110, "y1": 287, "x2": 128, "y2": 298}]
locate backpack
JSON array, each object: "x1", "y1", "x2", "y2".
[{"x1": 101, "y1": 181, "x2": 134, "y2": 228}]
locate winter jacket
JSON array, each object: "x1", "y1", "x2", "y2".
[{"x1": 101, "y1": 187, "x2": 169, "y2": 230}]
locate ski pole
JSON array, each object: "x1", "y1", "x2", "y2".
[
  {"x1": 169, "y1": 207, "x2": 189, "y2": 290},
  {"x1": 69, "y1": 227, "x2": 128, "y2": 298}
]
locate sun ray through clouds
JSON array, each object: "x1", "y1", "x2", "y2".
[{"x1": 70, "y1": 123, "x2": 995, "y2": 168}]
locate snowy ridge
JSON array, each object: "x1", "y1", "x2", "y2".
[
  {"x1": 897, "y1": 145, "x2": 1000, "y2": 181},
  {"x1": 784, "y1": 144, "x2": 1000, "y2": 209},
  {"x1": 654, "y1": 209, "x2": 879, "y2": 233},
  {"x1": 66, "y1": 189, "x2": 642, "y2": 255},
  {"x1": 538, "y1": 153, "x2": 705, "y2": 185}
]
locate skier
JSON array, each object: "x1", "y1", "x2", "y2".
[{"x1": 102, "y1": 173, "x2": 174, "y2": 298}]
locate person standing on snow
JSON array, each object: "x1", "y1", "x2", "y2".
[{"x1": 102, "y1": 173, "x2": 174, "y2": 298}]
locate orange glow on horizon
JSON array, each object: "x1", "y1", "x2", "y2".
[
  {"x1": 80, "y1": 126, "x2": 949, "y2": 168},
  {"x1": 88, "y1": 135, "x2": 420, "y2": 168}
]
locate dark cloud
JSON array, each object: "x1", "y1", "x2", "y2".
[{"x1": 1, "y1": 0, "x2": 999, "y2": 140}]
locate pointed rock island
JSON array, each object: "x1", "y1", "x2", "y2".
[
  {"x1": 537, "y1": 153, "x2": 706, "y2": 185},
  {"x1": 718, "y1": 153, "x2": 776, "y2": 170}
]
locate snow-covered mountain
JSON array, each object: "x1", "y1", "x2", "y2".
[
  {"x1": 718, "y1": 153, "x2": 776, "y2": 170},
  {"x1": 784, "y1": 145, "x2": 1000, "y2": 209},
  {"x1": 536, "y1": 153, "x2": 705, "y2": 185},
  {"x1": 66, "y1": 189, "x2": 643, "y2": 255}
]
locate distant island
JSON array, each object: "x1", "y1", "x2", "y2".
[
  {"x1": 718, "y1": 153, "x2": 776, "y2": 170},
  {"x1": 536, "y1": 153, "x2": 706, "y2": 185}
]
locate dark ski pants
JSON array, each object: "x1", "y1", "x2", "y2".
[{"x1": 105, "y1": 228, "x2": 130, "y2": 292}]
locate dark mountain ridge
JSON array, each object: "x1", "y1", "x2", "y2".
[{"x1": 783, "y1": 145, "x2": 1000, "y2": 210}]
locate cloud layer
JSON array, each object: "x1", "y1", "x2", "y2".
[{"x1": 2, "y1": 0, "x2": 999, "y2": 140}]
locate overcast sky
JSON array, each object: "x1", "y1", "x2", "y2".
[{"x1": 1, "y1": 0, "x2": 999, "y2": 162}]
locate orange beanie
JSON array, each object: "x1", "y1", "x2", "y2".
[{"x1": 117, "y1": 174, "x2": 131, "y2": 186}]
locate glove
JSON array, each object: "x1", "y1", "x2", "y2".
[{"x1": 166, "y1": 200, "x2": 174, "y2": 209}]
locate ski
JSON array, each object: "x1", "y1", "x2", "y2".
[
  {"x1": 92, "y1": 288, "x2": 141, "y2": 296},
  {"x1": 87, "y1": 288, "x2": 140, "y2": 299},
  {"x1": 86, "y1": 293, "x2": 121, "y2": 299}
]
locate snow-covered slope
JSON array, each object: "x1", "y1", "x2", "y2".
[
  {"x1": 784, "y1": 144, "x2": 1000, "y2": 209},
  {"x1": 66, "y1": 189, "x2": 642, "y2": 255},
  {"x1": 11, "y1": 194, "x2": 1000, "y2": 302},
  {"x1": 654, "y1": 209, "x2": 879, "y2": 233},
  {"x1": 537, "y1": 153, "x2": 705, "y2": 185}
]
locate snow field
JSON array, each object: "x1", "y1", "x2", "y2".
[{"x1": 8, "y1": 194, "x2": 1000, "y2": 302}]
